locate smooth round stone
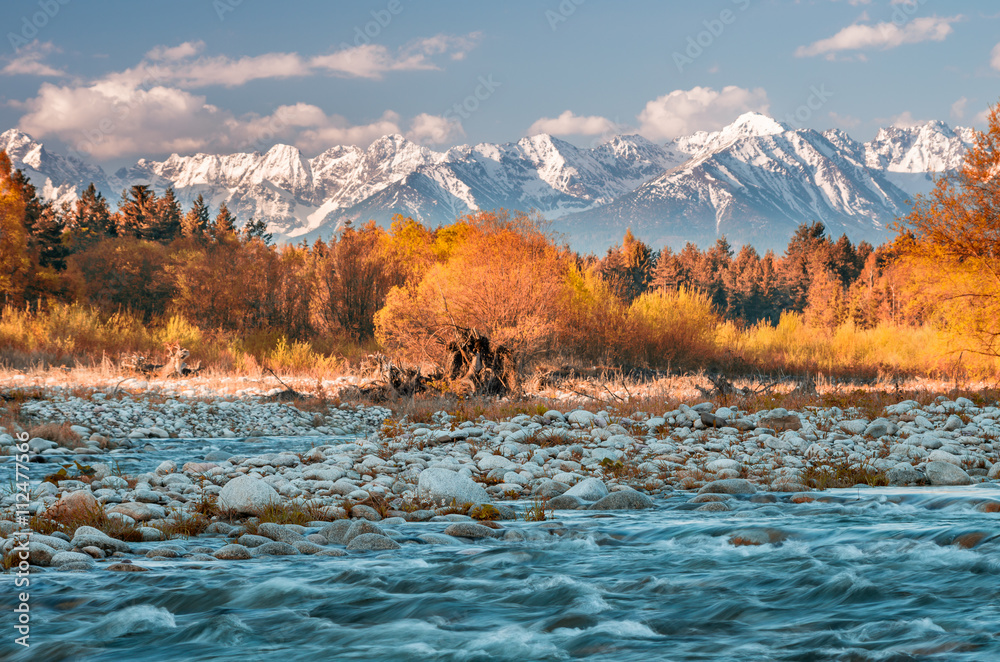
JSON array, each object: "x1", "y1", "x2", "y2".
[
  {"x1": 443, "y1": 523, "x2": 500, "y2": 539},
  {"x1": 237, "y1": 534, "x2": 271, "y2": 548},
  {"x1": 345, "y1": 533, "x2": 401, "y2": 551},
  {"x1": 51, "y1": 551, "x2": 94, "y2": 566},
  {"x1": 214, "y1": 544, "x2": 252, "y2": 560},
  {"x1": 588, "y1": 490, "x2": 654, "y2": 510},
  {"x1": 251, "y1": 541, "x2": 300, "y2": 556},
  {"x1": 342, "y1": 521, "x2": 385, "y2": 545},
  {"x1": 698, "y1": 479, "x2": 757, "y2": 495}
]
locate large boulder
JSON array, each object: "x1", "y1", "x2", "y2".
[
  {"x1": 417, "y1": 468, "x2": 491, "y2": 506},
  {"x1": 443, "y1": 522, "x2": 500, "y2": 539},
  {"x1": 698, "y1": 479, "x2": 757, "y2": 495},
  {"x1": 342, "y1": 521, "x2": 385, "y2": 546},
  {"x1": 70, "y1": 526, "x2": 131, "y2": 554},
  {"x1": 563, "y1": 477, "x2": 608, "y2": 502},
  {"x1": 589, "y1": 490, "x2": 654, "y2": 510},
  {"x1": 758, "y1": 409, "x2": 802, "y2": 432},
  {"x1": 214, "y1": 544, "x2": 252, "y2": 560},
  {"x1": 924, "y1": 461, "x2": 972, "y2": 486},
  {"x1": 886, "y1": 463, "x2": 923, "y2": 486},
  {"x1": 46, "y1": 490, "x2": 99, "y2": 520},
  {"x1": 218, "y1": 475, "x2": 280, "y2": 515},
  {"x1": 109, "y1": 502, "x2": 165, "y2": 522},
  {"x1": 346, "y1": 533, "x2": 401, "y2": 551}
]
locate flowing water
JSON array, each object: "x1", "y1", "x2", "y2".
[{"x1": 4, "y1": 437, "x2": 1000, "y2": 661}]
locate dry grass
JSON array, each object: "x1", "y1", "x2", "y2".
[
  {"x1": 252, "y1": 500, "x2": 340, "y2": 525},
  {"x1": 26, "y1": 422, "x2": 83, "y2": 447},
  {"x1": 0, "y1": 302, "x2": 365, "y2": 378},
  {"x1": 522, "y1": 498, "x2": 551, "y2": 522},
  {"x1": 155, "y1": 513, "x2": 212, "y2": 538},
  {"x1": 802, "y1": 457, "x2": 890, "y2": 489},
  {"x1": 32, "y1": 505, "x2": 145, "y2": 542}
]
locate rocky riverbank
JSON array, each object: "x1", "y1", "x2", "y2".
[{"x1": 2, "y1": 382, "x2": 999, "y2": 572}]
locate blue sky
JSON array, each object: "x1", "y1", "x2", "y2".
[{"x1": 1, "y1": 0, "x2": 998, "y2": 166}]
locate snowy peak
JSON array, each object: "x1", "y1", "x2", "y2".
[
  {"x1": 865, "y1": 120, "x2": 975, "y2": 173},
  {"x1": 674, "y1": 112, "x2": 790, "y2": 157},
  {"x1": 0, "y1": 128, "x2": 111, "y2": 205}
]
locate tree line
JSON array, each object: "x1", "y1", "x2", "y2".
[{"x1": 1, "y1": 95, "x2": 998, "y2": 373}]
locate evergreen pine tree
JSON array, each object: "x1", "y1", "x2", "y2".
[
  {"x1": 241, "y1": 217, "x2": 272, "y2": 245},
  {"x1": 211, "y1": 201, "x2": 237, "y2": 241},
  {"x1": 181, "y1": 194, "x2": 210, "y2": 239},
  {"x1": 117, "y1": 185, "x2": 156, "y2": 238},
  {"x1": 68, "y1": 183, "x2": 115, "y2": 249},
  {"x1": 147, "y1": 187, "x2": 182, "y2": 242}
]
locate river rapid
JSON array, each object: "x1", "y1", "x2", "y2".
[{"x1": 6, "y1": 474, "x2": 1000, "y2": 661}]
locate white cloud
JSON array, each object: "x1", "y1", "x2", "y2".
[
  {"x1": 285, "y1": 110, "x2": 406, "y2": 154},
  {"x1": 18, "y1": 80, "x2": 224, "y2": 159},
  {"x1": 146, "y1": 41, "x2": 205, "y2": 62},
  {"x1": 1, "y1": 41, "x2": 64, "y2": 77},
  {"x1": 405, "y1": 113, "x2": 464, "y2": 145},
  {"x1": 17, "y1": 79, "x2": 456, "y2": 159},
  {"x1": 951, "y1": 97, "x2": 969, "y2": 120},
  {"x1": 311, "y1": 33, "x2": 480, "y2": 79},
  {"x1": 12, "y1": 35, "x2": 483, "y2": 159},
  {"x1": 636, "y1": 86, "x2": 770, "y2": 140},
  {"x1": 991, "y1": 42, "x2": 1000, "y2": 71},
  {"x1": 891, "y1": 111, "x2": 924, "y2": 128},
  {"x1": 527, "y1": 110, "x2": 618, "y2": 137},
  {"x1": 796, "y1": 15, "x2": 962, "y2": 58},
  {"x1": 87, "y1": 32, "x2": 483, "y2": 90}
]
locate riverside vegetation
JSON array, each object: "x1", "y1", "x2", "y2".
[{"x1": 2, "y1": 107, "x2": 1000, "y2": 384}]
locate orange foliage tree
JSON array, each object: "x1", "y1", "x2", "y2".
[
  {"x1": 0, "y1": 152, "x2": 29, "y2": 305},
  {"x1": 375, "y1": 210, "x2": 570, "y2": 367},
  {"x1": 897, "y1": 101, "x2": 1000, "y2": 354}
]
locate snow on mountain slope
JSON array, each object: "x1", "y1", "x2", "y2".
[
  {"x1": 0, "y1": 114, "x2": 977, "y2": 251},
  {"x1": 865, "y1": 121, "x2": 974, "y2": 173},
  {"x1": 556, "y1": 115, "x2": 915, "y2": 252},
  {"x1": 0, "y1": 129, "x2": 113, "y2": 205}
]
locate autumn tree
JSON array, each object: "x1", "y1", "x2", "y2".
[
  {"x1": 313, "y1": 221, "x2": 404, "y2": 340},
  {"x1": 897, "y1": 101, "x2": 1000, "y2": 352},
  {"x1": 780, "y1": 221, "x2": 832, "y2": 312},
  {"x1": 66, "y1": 183, "x2": 115, "y2": 250},
  {"x1": 211, "y1": 202, "x2": 238, "y2": 242},
  {"x1": 147, "y1": 187, "x2": 182, "y2": 243},
  {"x1": 599, "y1": 228, "x2": 653, "y2": 303},
  {"x1": 376, "y1": 210, "x2": 569, "y2": 365},
  {"x1": 0, "y1": 152, "x2": 29, "y2": 304},
  {"x1": 116, "y1": 185, "x2": 156, "y2": 238},
  {"x1": 182, "y1": 194, "x2": 210, "y2": 239}
]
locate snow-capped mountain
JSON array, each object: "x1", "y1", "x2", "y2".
[
  {"x1": 0, "y1": 129, "x2": 113, "y2": 207},
  {"x1": 555, "y1": 114, "x2": 923, "y2": 250},
  {"x1": 0, "y1": 113, "x2": 977, "y2": 251}
]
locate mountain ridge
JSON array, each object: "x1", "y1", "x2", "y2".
[{"x1": 0, "y1": 113, "x2": 976, "y2": 251}]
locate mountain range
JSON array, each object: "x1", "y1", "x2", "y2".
[{"x1": 0, "y1": 113, "x2": 975, "y2": 252}]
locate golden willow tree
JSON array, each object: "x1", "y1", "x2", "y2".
[
  {"x1": 0, "y1": 152, "x2": 29, "y2": 305},
  {"x1": 898, "y1": 102, "x2": 1000, "y2": 355}
]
